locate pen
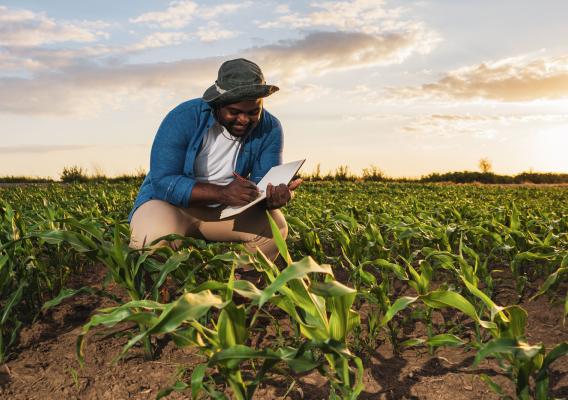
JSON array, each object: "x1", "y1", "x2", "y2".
[
  {"x1": 233, "y1": 172, "x2": 263, "y2": 194},
  {"x1": 232, "y1": 171, "x2": 249, "y2": 183}
]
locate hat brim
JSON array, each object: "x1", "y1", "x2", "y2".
[{"x1": 203, "y1": 84, "x2": 279, "y2": 104}]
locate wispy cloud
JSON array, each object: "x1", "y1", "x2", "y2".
[
  {"x1": 200, "y1": 2, "x2": 252, "y2": 20},
  {"x1": 130, "y1": 1, "x2": 252, "y2": 29},
  {"x1": 400, "y1": 113, "x2": 568, "y2": 138},
  {"x1": 0, "y1": 26, "x2": 435, "y2": 115},
  {"x1": 275, "y1": 4, "x2": 291, "y2": 14},
  {"x1": 195, "y1": 22, "x2": 238, "y2": 43},
  {"x1": 0, "y1": 5, "x2": 108, "y2": 47},
  {"x1": 0, "y1": 31, "x2": 193, "y2": 73},
  {"x1": 391, "y1": 54, "x2": 568, "y2": 102},
  {"x1": 0, "y1": 144, "x2": 93, "y2": 154},
  {"x1": 258, "y1": 0, "x2": 414, "y2": 34},
  {"x1": 255, "y1": 0, "x2": 440, "y2": 84},
  {"x1": 247, "y1": 30, "x2": 434, "y2": 81},
  {"x1": 130, "y1": 1, "x2": 198, "y2": 29},
  {"x1": 131, "y1": 31, "x2": 191, "y2": 50},
  {"x1": 0, "y1": 57, "x2": 219, "y2": 115}
]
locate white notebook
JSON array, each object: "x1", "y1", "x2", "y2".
[{"x1": 220, "y1": 159, "x2": 305, "y2": 219}]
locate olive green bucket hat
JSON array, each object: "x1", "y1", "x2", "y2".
[{"x1": 203, "y1": 58, "x2": 279, "y2": 104}]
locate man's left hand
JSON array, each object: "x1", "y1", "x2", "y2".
[{"x1": 266, "y1": 179, "x2": 303, "y2": 209}]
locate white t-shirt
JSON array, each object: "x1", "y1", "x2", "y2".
[{"x1": 194, "y1": 122, "x2": 242, "y2": 186}]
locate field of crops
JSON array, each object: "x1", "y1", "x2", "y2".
[{"x1": 0, "y1": 181, "x2": 567, "y2": 399}]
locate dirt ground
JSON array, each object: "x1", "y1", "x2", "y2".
[{"x1": 1, "y1": 265, "x2": 567, "y2": 400}]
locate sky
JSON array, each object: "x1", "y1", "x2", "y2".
[{"x1": 0, "y1": 0, "x2": 567, "y2": 179}]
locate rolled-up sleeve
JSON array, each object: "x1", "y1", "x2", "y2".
[
  {"x1": 250, "y1": 118, "x2": 283, "y2": 183},
  {"x1": 149, "y1": 109, "x2": 196, "y2": 207}
]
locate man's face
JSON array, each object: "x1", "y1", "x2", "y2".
[{"x1": 216, "y1": 99, "x2": 263, "y2": 137}]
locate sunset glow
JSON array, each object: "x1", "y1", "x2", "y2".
[{"x1": 533, "y1": 126, "x2": 568, "y2": 173}]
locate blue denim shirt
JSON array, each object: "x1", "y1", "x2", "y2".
[{"x1": 129, "y1": 98, "x2": 283, "y2": 221}]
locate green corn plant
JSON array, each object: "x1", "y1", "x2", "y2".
[
  {"x1": 248, "y1": 212, "x2": 364, "y2": 400},
  {"x1": 530, "y1": 253, "x2": 568, "y2": 324},
  {"x1": 34, "y1": 218, "x2": 199, "y2": 359},
  {"x1": 167, "y1": 268, "x2": 321, "y2": 400},
  {"x1": 380, "y1": 288, "x2": 493, "y2": 354},
  {"x1": 0, "y1": 202, "x2": 35, "y2": 363},
  {"x1": 355, "y1": 258, "x2": 409, "y2": 354},
  {"x1": 351, "y1": 258, "x2": 404, "y2": 353},
  {"x1": 446, "y1": 275, "x2": 568, "y2": 399},
  {"x1": 286, "y1": 215, "x2": 325, "y2": 262},
  {"x1": 403, "y1": 256, "x2": 438, "y2": 352},
  {"x1": 176, "y1": 266, "x2": 265, "y2": 400},
  {"x1": 0, "y1": 249, "x2": 23, "y2": 363},
  {"x1": 96, "y1": 262, "x2": 320, "y2": 400},
  {"x1": 0, "y1": 199, "x2": 89, "y2": 363},
  {"x1": 76, "y1": 289, "x2": 225, "y2": 367},
  {"x1": 474, "y1": 338, "x2": 568, "y2": 399},
  {"x1": 510, "y1": 251, "x2": 557, "y2": 297}
]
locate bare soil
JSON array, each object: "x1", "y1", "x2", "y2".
[{"x1": 1, "y1": 265, "x2": 566, "y2": 400}]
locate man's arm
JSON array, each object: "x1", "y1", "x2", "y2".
[
  {"x1": 190, "y1": 180, "x2": 260, "y2": 207},
  {"x1": 149, "y1": 108, "x2": 198, "y2": 207}
]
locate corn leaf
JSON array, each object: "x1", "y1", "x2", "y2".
[
  {"x1": 257, "y1": 257, "x2": 332, "y2": 309},
  {"x1": 381, "y1": 296, "x2": 418, "y2": 326}
]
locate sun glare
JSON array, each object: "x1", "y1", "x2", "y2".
[{"x1": 534, "y1": 125, "x2": 568, "y2": 172}]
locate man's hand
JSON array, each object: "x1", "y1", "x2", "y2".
[
  {"x1": 220, "y1": 178, "x2": 260, "y2": 206},
  {"x1": 266, "y1": 178, "x2": 302, "y2": 209}
]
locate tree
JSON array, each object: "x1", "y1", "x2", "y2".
[
  {"x1": 60, "y1": 165, "x2": 88, "y2": 182},
  {"x1": 478, "y1": 158, "x2": 492, "y2": 173}
]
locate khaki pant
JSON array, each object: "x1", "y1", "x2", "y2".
[{"x1": 129, "y1": 200, "x2": 288, "y2": 261}]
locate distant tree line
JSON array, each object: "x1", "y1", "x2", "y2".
[
  {"x1": 299, "y1": 164, "x2": 568, "y2": 184},
  {"x1": 0, "y1": 164, "x2": 567, "y2": 185},
  {"x1": 418, "y1": 171, "x2": 568, "y2": 184},
  {"x1": 58, "y1": 165, "x2": 147, "y2": 183},
  {"x1": 0, "y1": 165, "x2": 146, "y2": 184}
]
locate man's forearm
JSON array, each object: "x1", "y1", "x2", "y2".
[
  {"x1": 190, "y1": 179, "x2": 260, "y2": 207},
  {"x1": 189, "y1": 182, "x2": 225, "y2": 205}
]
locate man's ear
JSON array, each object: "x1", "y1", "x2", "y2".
[{"x1": 212, "y1": 105, "x2": 220, "y2": 120}]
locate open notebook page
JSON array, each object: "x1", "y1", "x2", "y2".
[{"x1": 219, "y1": 159, "x2": 305, "y2": 219}]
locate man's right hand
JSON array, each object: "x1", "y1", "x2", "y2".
[{"x1": 220, "y1": 178, "x2": 260, "y2": 206}]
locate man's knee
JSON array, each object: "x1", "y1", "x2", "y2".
[{"x1": 129, "y1": 200, "x2": 188, "y2": 249}]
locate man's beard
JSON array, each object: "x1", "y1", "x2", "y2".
[{"x1": 225, "y1": 120, "x2": 257, "y2": 137}]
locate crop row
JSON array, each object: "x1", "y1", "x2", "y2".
[{"x1": 0, "y1": 181, "x2": 567, "y2": 399}]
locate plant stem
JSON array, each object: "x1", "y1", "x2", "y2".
[{"x1": 141, "y1": 327, "x2": 153, "y2": 360}]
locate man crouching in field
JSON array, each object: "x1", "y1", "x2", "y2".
[{"x1": 128, "y1": 58, "x2": 301, "y2": 261}]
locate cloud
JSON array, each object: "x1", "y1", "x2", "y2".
[
  {"x1": 0, "y1": 27, "x2": 434, "y2": 115},
  {"x1": 400, "y1": 113, "x2": 568, "y2": 138},
  {"x1": 196, "y1": 22, "x2": 238, "y2": 43},
  {"x1": 0, "y1": 5, "x2": 108, "y2": 47},
  {"x1": 131, "y1": 31, "x2": 191, "y2": 50},
  {"x1": 200, "y1": 2, "x2": 252, "y2": 20},
  {"x1": 0, "y1": 49, "x2": 43, "y2": 72},
  {"x1": 428, "y1": 114, "x2": 568, "y2": 123},
  {"x1": 0, "y1": 31, "x2": 193, "y2": 73},
  {"x1": 0, "y1": 57, "x2": 220, "y2": 115},
  {"x1": 254, "y1": 0, "x2": 439, "y2": 81},
  {"x1": 391, "y1": 54, "x2": 568, "y2": 102},
  {"x1": 246, "y1": 30, "x2": 434, "y2": 81},
  {"x1": 0, "y1": 145, "x2": 92, "y2": 154},
  {"x1": 1, "y1": 45, "x2": 124, "y2": 72},
  {"x1": 130, "y1": 1, "x2": 198, "y2": 29},
  {"x1": 275, "y1": 5, "x2": 291, "y2": 14},
  {"x1": 258, "y1": 0, "x2": 411, "y2": 33},
  {"x1": 130, "y1": 1, "x2": 252, "y2": 28}
]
